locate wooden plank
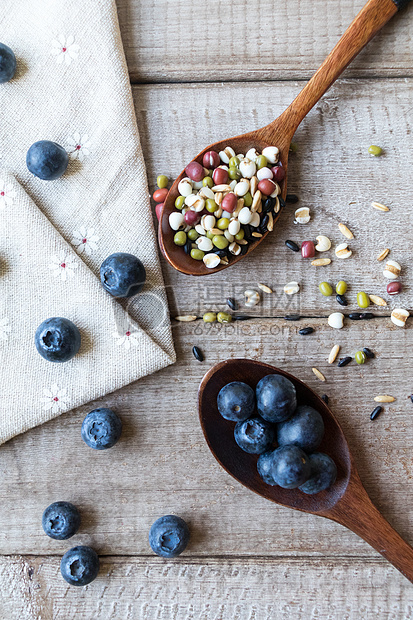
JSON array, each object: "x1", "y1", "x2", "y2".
[
  {"x1": 1, "y1": 555, "x2": 411, "y2": 619},
  {"x1": 133, "y1": 79, "x2": 413, "y2": 317},
  {"x1": 116, "y1": 0, "x2": 413, "y2": 82},
  {"x1": 0, "y1": 319, "x2": 411, "y2": 557}
]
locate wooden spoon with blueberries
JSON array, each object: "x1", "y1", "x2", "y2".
[
  {"x1": 198, "y1": 359, "x2": 413, "y2": 583},
  {"x1": 159, "y1": 0, "x2": 411, "y2": 275}
]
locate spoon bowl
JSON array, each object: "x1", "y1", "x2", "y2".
[
  {"x1": 198, "y1": 359, "x2": 413, "y2": 582},
  {"x1": 158, "y1": 130, "x2": 290, "y2": 276},
  {"x1": 159, "y1": 0, "x2": 404, "y2": 275}
]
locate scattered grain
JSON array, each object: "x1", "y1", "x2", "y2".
[
  {"x1": 328, "y1": 345, "x2": 340, "y2": 364},
  {"x1": 369, "y1": 294, "x2": 387, "y2": 307},
  {"x1": 311, "y1": 258, "x2": 332, "y2": 266},
  {"x1": 312, "y1": 367, "x2": 326, "y2": 382},
  {"x1": 258, "y1": 283, "x2": 273, "y2": 294},
  {"x1": 372, "y1": 202, "x2": 390, "y2": 212},
  {"x1": 377, "y1": 248, "x2": 390, "y2": 262},
  {"x1": 374, "y1": 395, "x2": 395, "y2": 403},
  {"x1": 338, "y1": 223, "x2": 354, "y2": 239}
]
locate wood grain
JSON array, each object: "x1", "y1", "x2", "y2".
[
  {"x1": 116, "y1": 0, "x2": 413, "y2": 83},
  {"x1": 2, "y1": 1, "x2": 413, "y2": 612},
  {"x1": 1, "y1": 555, "x2": 411, "y2": 620},
  {"x1": 134, "y1": 79, "x2": 413, "y2": 316},
  {"x1": 0, "y1": 319, "x2": 411, "y2": 559}
]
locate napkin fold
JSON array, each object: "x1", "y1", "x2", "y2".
[
  {"x1": 0, "y1": 173, "x2": 173, "y2": 445},
  {"x1": 0, "y1": 0, "x2": 176, "y2": 443}
]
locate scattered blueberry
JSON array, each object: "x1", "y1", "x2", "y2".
[
  {"x1": 217, "y1": 381, "x2": 255, "y2": 422},
  {"x1": 81, "y1": 408, "x2": 122, "y2": 450},
  {"x1": 234, "y1": 416, "x2": 275, "y2": 454},
  {"x1": 42, "y1": 501, "x2": 81, "y2": 540},
  {"x1": 100, "y1": 252, "x2": 146, "y2": 298},
  {"x1": 35, "y1": 317, "x2": 81, "y2": 363},
  {"x1": 298, "y1": 452, "x2": 337, "y2": 494},
  {"x1": 149, "y1": 515, "x2": 190, "y2": 558},
  {"x1": 256, "y1": 374, "x2": 297, "y2": 423},
  {"x1": 265, "y1": 445, "x2": 311, "y2": 489},
  {"x1": 60, "y1": 546, "x2": 99, "y2": 586},
  {"x1": 0, "y1": 42, "x2": 17, "y2": 83},
  {"x1": 257, "y1": 450, "x2": 278, "y2": 486},
  {"x1": 26, "y1": 141, "x2": 69, "y2": 180},
  {"x1": 276, "y1": 405, "x2": 324, "y2": 453}
]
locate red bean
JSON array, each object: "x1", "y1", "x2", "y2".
[
  {"x1": 301, "y1": 240, "x2": 315, "y2": 258},
  {"x1": 271, "y1": 164, "x2": 286, "y2": 183},
  {"x1": 258, "y1": 179, "x2": 277, "y2": 196},
  {"x1": 203, "y1": 151, "x2": 220, "y2": 169},
  {"x1": 387, "y1": 281, "x2": 402, "y2": 295},
  {"x1": 221, "y1": 192, "x2": 237, "y2": 213},
  {"x1": 212, "y1": 167, "x2": 229, "y2": 185},
  {"x1": 184, "y1": 210, "x2": 200, "y2": 226},
  {"x1": 155, "y1": 203, "x2": 164, "y2": 221},
  {"x1": 153, "y1": 188, "x2": 168, "y2": 203},
  {"x1": 185, "y1": 161, "x2": 204, "y2": 182}
]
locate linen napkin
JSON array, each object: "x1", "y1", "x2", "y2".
[
  {"x1": 0, "y1": 0, "x2": 176, "y2": 442},
  {"x1": 0, "y1": 173, "x2": 173, "y2": 445}
]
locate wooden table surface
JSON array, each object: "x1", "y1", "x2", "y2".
[{"x1": 1, "y1": 0, "x2": 413, "y2": 617}]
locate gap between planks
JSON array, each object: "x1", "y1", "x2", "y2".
[{"x1": 127, "y1": 72, "x2": 413, "y2": 85}]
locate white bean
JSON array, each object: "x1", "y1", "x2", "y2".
[
  {"x1": 169, "y1": 212, "x2": 185, "y2": 231},
  {"x1": 262, "y1": 146, "x2": 279, "y2": 164},
  {"x1": 178, "y1": 178, "x2": 193, "y2": 197}
]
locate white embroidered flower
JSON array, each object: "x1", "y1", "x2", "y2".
[
  {"x1": 71, "y1": 227, "x2": 100, "y2": 256},
  {"x1": 40, "y1": 384, "x2": 69, "y2": 414},
  {"x1": 65, "y1": 132, "x2": 92, "y2": 162},
  {"x1": 49, "y1": 251, "x2": 78, "y2": 282},
  {"x1": 50, "y1": 35, "x2": 80, "y2": 66},
  {"x1": 0, "y1": 179, "x2": 16, "y2": 210},
  {"x1": 0, "y1": 317, "x2": 11, "y2": 341},
  {"x1": 113, "y1": 329, "x2": 141, "y2": 351}
]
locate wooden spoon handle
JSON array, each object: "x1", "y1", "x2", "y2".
[
  {"x1": 276, "y1": 0, "x2": 407, "y2": 135},
  {"x1": 330, "y1": 477, "x2": 413, "y2": 583}
]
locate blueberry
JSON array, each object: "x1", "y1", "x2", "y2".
[
  {"x1": 217, "y1": 381, "x2": 255, "y2": 422},
  {"x1": 265, "y1": 445, "x2": 311, "y2": 489},
  {"x1": 0, "y1": 43, "x2": 17, "y2": 83},
  {"x1": 257, "y1": 450, "x2": 277, "y2": 486},
  {"x1": 26, "y1": 141, "x2": 69, "y2": 180},
  {"x1": 35, "y1": 317, "x2": 81, "y2": 363},
  {"x1": 149, "y1": 515, "x2": 190, "y2": 558},
  {"x1": 81, "y1": 408, "x2": 122, "y2": 450},
  {"x1": 42, "y1": 501, "x2": 81, "y2": 540},
  {"x1": 234, "y1": 416, "x2": 275, "y2": 454},
  {"x1": 276, "y1": 405, "x2": 324, "y2": 453},
  {"x1": 256, "y1": 374, "x2": 297, "y2": 423},
  {"x1": 299, "y1": 452, "x2": 337, "y2": 494},
  {"x1": 60, "y1": 546, "x2": 99, "y2": 586},
  {"x1": 100, "y1": 252, "x2": 146, "y2": 298}
]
